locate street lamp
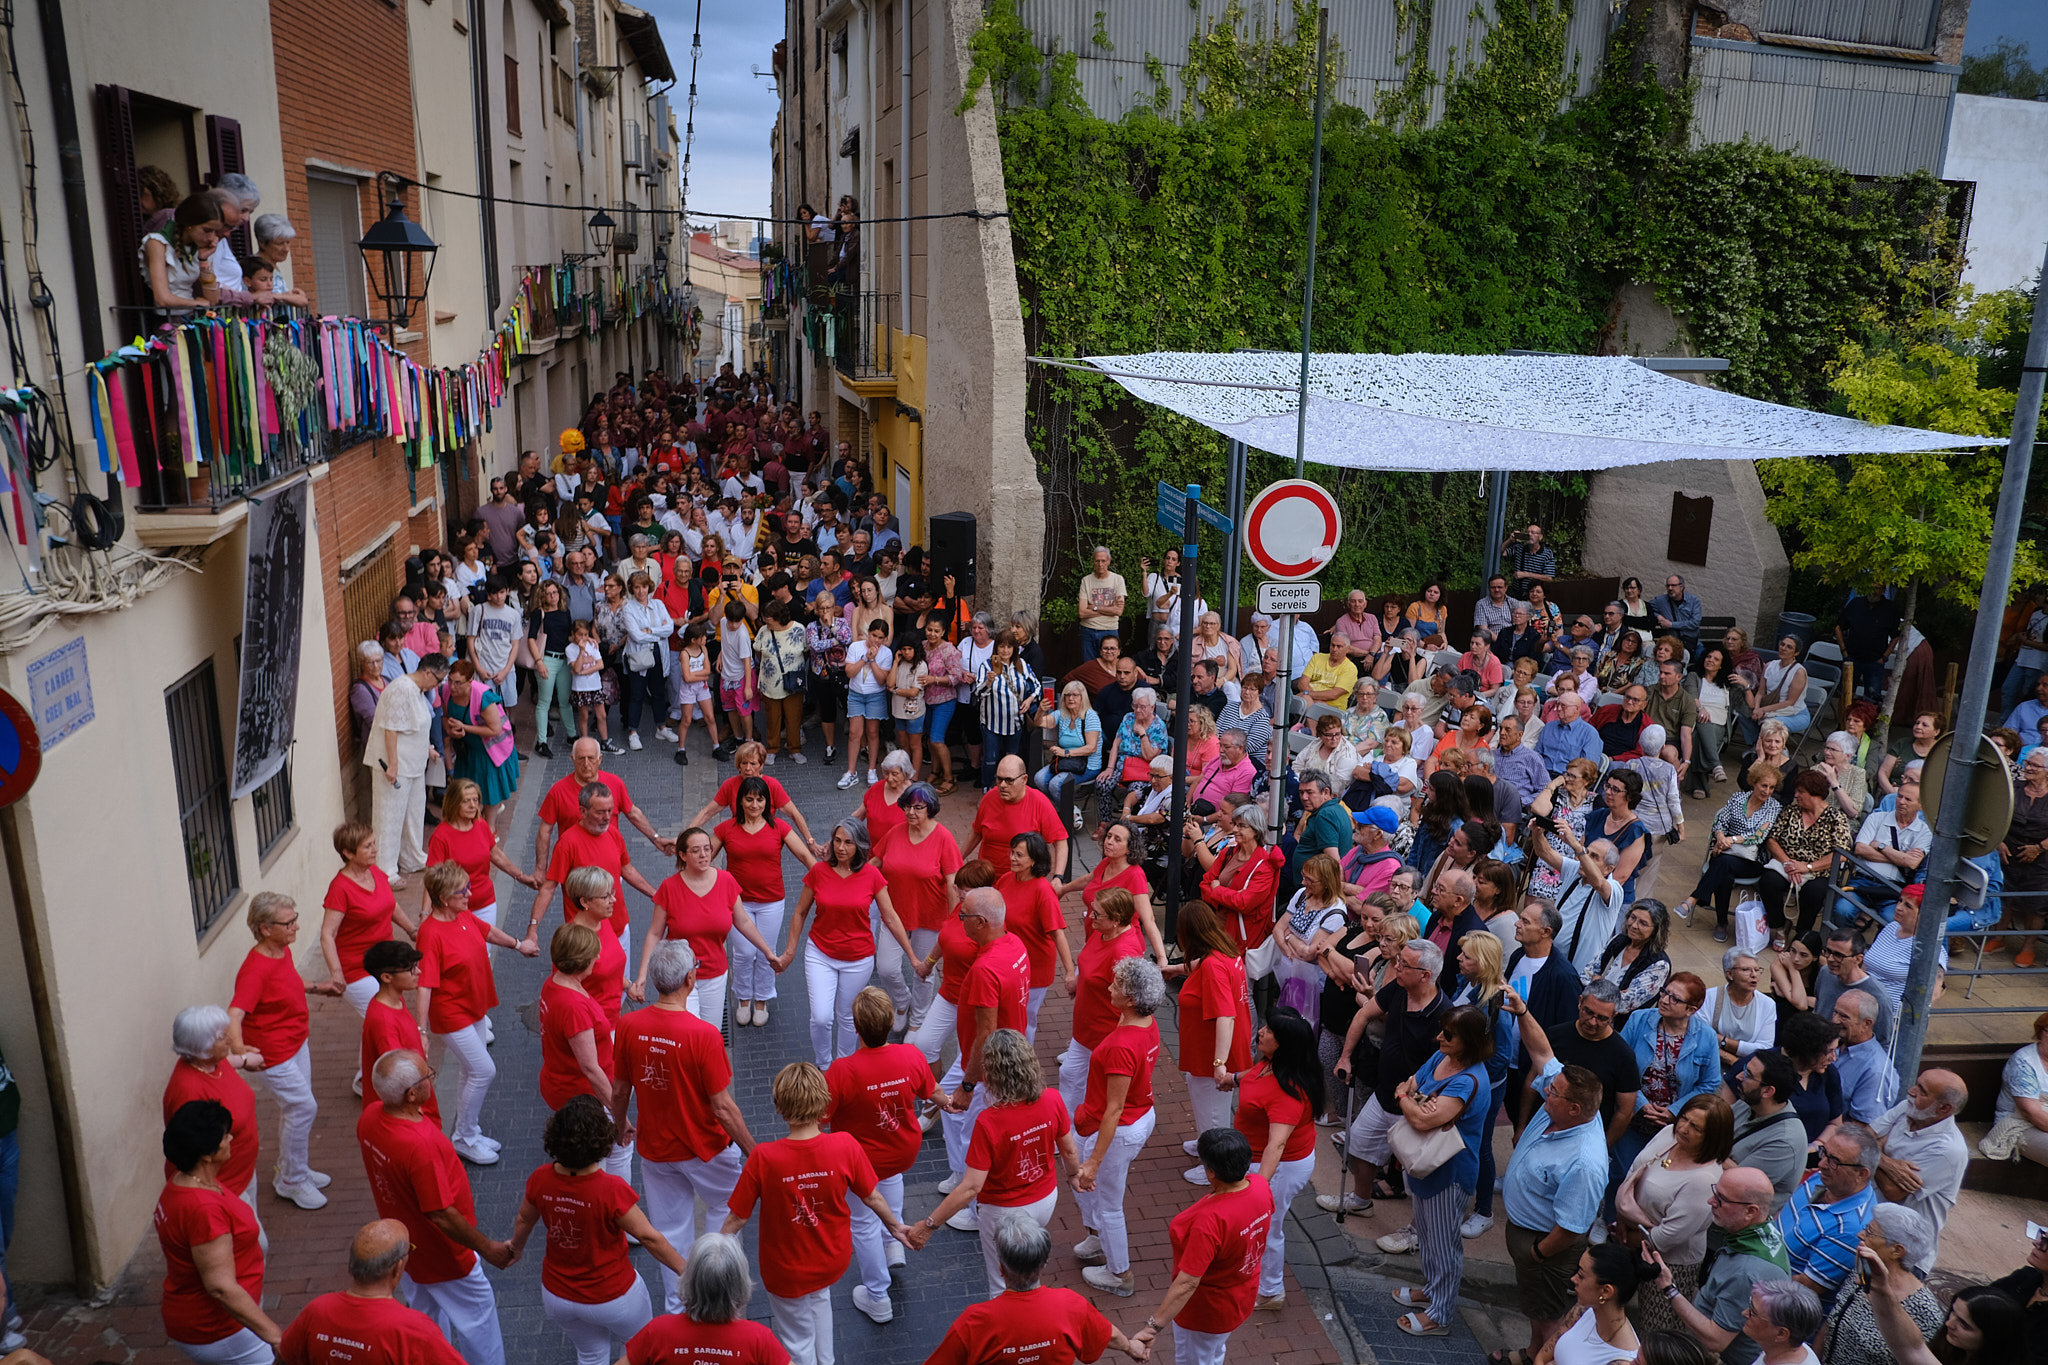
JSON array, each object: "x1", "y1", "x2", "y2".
[
  {"x1": 587, "y1": 207, "x2": 616, "y2": 256},
  {"x1": 357, "y1": 176, "x2": 438, "y2": 332}
]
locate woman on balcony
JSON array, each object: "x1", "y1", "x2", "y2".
[{"x1": 142, "y1": 191, "x2": 226, "y2": 315}]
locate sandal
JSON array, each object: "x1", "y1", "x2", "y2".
[
  {"x1": 1486, "y1": 1351, "x2": 1531, "y2": 1365},
  {"x1": 1398, "y1": 1312, "x2": 1449, "y2": 1337},
  {"x1": 1390, "y1": 1286, "x2": 1430, "y2": 1307}
]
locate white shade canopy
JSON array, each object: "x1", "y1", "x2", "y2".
[{"x1": 1072, "y1": 351, "x2": 2005, "y2": 472}]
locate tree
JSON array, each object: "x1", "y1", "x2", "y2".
[
  {"x1": 1758, "y1": 246, "x2": 2030, "y2": 753},
  {"x1": 1960, "y1": 38, "x2": 2048, "y2": 101}
]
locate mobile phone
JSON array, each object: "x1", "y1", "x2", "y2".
[
  {"x1": 2028, "y1": 1220, "x2": 2048, "y2": 1248},
  {"x1": 1856, "y1": 1253, "x2": 1872, "y2": 1289}
]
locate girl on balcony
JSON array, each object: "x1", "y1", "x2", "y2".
[{"x1": 142, "y1": 191, "x2": 227, "y2": 315}]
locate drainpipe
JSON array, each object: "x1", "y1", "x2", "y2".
[
  {"x1": 898, "y1": 0, "x2": 908, "y2": 351},
  {"x1": 27, "y1": 0, "x2": 106, "y2": 1294}
]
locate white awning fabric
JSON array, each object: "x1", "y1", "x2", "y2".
[{"x1": 1073, "y1": 351, "x2": 2004, "y2": 472}]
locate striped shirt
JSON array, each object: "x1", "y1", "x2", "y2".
[
  {"x1": 974, "y1": 660, "x2": 1040, "y2": 737},
  {"x1": 1777, "y1": 1173, "x2": 1876, "y2": 1295},
  {"x1": 1215, "y1": 699, "x2": 1273, "y2": 767}
]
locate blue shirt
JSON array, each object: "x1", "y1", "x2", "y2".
[
  {"x1": 1406, "y1": 1054, "x2": 1490, "y2": 1198},
  {"x1": 1494, "y1": 744, "x2": 1549, "y2": 806},
  {"x1": 1535, "y1": 719, "x2": 1603, "y2": 776},
  {"x1": 1833, "y1": 1036, "x2": 1898, "y2": 1123},
  {"x1": 1778, "y1": 1173, "x2": 1877, "y2": 1294},
  {"x1": 2006, "y1": 697, "x2": 2048, "y2": 735},
  {"x1": 1502, "y1": 1059, "x2": 1609, "y2": 1235},
  {"x1": 1053, "y1": 709, "x2": 1103, "y2": 774},
  {"x1": 1653, "y1": 590, "x2": 1703, "y2": 639}
]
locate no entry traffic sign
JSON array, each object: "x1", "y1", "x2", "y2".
[
  {"x1": 0, "y1": 688, "x2": 43, "y2": 808},
  {"x1": 1242, "y1": 479, "x2": 1341, "y2": 581}
]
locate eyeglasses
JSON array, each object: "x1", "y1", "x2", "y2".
[
  {"x1": 1818, "y1": 1149, "x2": 1866, "y2": 1170},
  {"x1": 1658, "y1": 989, "x2": 1700, "y2": 1010},
  {"x1": 268, "y1": 915, "x2": 300, "y2": 929},
  {"x1": 1820, "y1": 948, "x2": 1851, "y2": 961},
  {"x1": 1707, "y1": 1189, "x2": 1756, "y2": 1208},
  {"x1": 1577, "y1": 1005, "x2": 1616, "y2": 1024},
  {"x1": 997, "y1": 774, "x2": 1026, "y2": 786}
]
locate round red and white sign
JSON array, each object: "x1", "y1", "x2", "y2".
[{"x1": 1242, "y1": 479, "x2": 1341, "y2": 581}]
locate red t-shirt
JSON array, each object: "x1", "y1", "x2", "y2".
[
  {"x1": 615, "y1": 1006, "x2": 735, "y2": 1163},
  {"x1": 861, "y1": 782, "x2": 906, "y2": 849},
  {"x1": 584, "y1": 919, "x2": 628, "y2": 1025},
  {"x1": 360, "y1": 999, "x2": 441, "y2": 1124},
  {"x1": 925, "y1": 1287, "x2": 1113, "y2": 1365},
  {"x1": 427, "y1": 819, "x2": 501, "y2": 910},
  {"x1": 1177, "y1": 952, "x2": 1253, "y2": 1076},
  {"x1": 1081, "y1": 861, "x2": 1148, "y2": 924},
  {"x1": 230, "y1": 947, "x2": 308, "y2": 1066},
  {"x1": 967, "y1": 1089, "x2": 1071, "y2": 1208},
  {"x1": 727, "y1": 1133, "x2": 877, "y2": 1298},
  {"x1": 1169, "y1": 1175, "x2": 1275, "y2": 1334},
  {"x1": 935, "y1": 914, "x2": 982, "y2": 1006},
  {"x1": 826, "y1": 1044, "x2": 937, "y2": 1180},
  {"x1": 1075, "y1": 1023, "x2": 1160, "y2": 1138},
  {"x1": 803, "y1": 862, "x2": 890, "y2": 961},
  {"x1": 539, "y1": 770, "x2": 632, "y2": 835},
  {"x1": 971, "y1": 787, "x2": 1066, "y2": 857},
  {"x1": 538, "y1": 977, "x2": 614, "y2": 1110},
  {"x1": 161, "y1": 1061, "x2": 258, "y2": 1196},
  {"x1": 280, "y1": 1291, "x2": 468, "y2": 1365},
  {"x1": 546, "y1": 823, "x2": 634, "y2": 938},
  {"x1": 415, "y1": 911, "x2": 498, "y2": 1033},
  {"x1": 875, "y1": 824, "x2": 963, "y2": 932},
  {"x1": 325, "y1": 868, "x2": 397, "y2": 983},
  {"x1": 356, "y1": 1105, "x2": 479, "y2": 1284},
  {"x1": 995, "y1": 872, "x2": 1067, "y2": 988},
  {"x1": 523, "y1": 1164, "x2": 641, "y2": 1303},
  {"x1": 1072, "y1": 927, "x2": 1146, "y2": 1051},
  {"x1": 624, "y1": 1316, "x2": 789, "y2": 1365},
  {"x1": 714, "y1": 772, "x2": 789, "y2": 816},
  {"x1": 958, "y1": 933, "x2": 1031, "y2": 1065},
  {"x1": 1235, "y1": 1065, "x2": 1316, "y2": 1164},
  {"x1": 654, "y1": 871, "x2": 741, "y2": 978},
  {"x1": 716, "y1": 817, "x2": 793, "y2": 903},
  {"x1": 155, "y1": 1182, "x2": 264, "y2": 1344}
]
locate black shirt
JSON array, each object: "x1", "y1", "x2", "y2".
[
  {"x1": 1373, "y1": 982, "x2": 1449, "y2": 1110},
  {"x1": 1190, "y1": 687, "x2": 1227, "y2": 723},
  {"x1": 1837, "y1": 595, "x2": 1902, "y2": 658},
  {"x1": 1544, "y1": 1022, "x2": 1641, "y2": 1131},
  {"x1": 527, "y1": 608, "x2": 572, "y2": 655},
  {"x1": 770, "y1": 535, "x2": 819, "y2": 567},
  {"x1": 1986, "y1": 1267, "x2": 2048, "y2": 1365},
  {"x1": 1095, "y1": 682, "x2": 1135, "y2": 744}
]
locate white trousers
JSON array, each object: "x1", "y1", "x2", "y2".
[
  {"x1": 344, "y1": 975, "x2": 380, "y2": 1016},
  {"x1": 247, "y1": 1041, "x2": 316, "y2": 1188},
  {"x1": 803, "y1": 941, "x2": 873, "y2": 1067},
  {"x1": 542, "y1": 1281, "x2": 653, "y2": 1365},
  {"x1": 1183, "y1": 1072, "x2": 1237, "y2": 1143},
  {"x1": 908, "y1": 996, "x2": 957, "y2": 1065},
  {"x1": 642, "y1": 1146, "x2": 745, "y2": 1314},
  {"x1": 434, "y1": 1022, "x2": 497, "y2": 1143},
  {"x1": 688, "y1": 971, "x2": 729, "y2": 1030},
  {"x1": 1172, "y1": 1323, "x2": 1231, "y2": 1365},
  {"x1": 371, "y1": 771, "x2": 429, "y2": 877},
  {"x1": 977, "y1": 1188, "x2": 1059, "y2": 1298},
  {"x1": 238, "y1": 1181, "x2": 269, "y2": 1257},
  {"x1": 1026, "y1": 986, "x2": 1048, "y2": 1042},
  {"x1": 848, "y1": 1171, "x2": 905, "y2": 1299},
  {"x1": 729, "y1": 899, "x2": 784, "y2": 1001},
  {"x1": 403, "y1": 1261, "x2": 504, "y2": 1365},
  {"x1": 768, "y1": 1286, "x2": 834, "y2": 1365},
  {"x1": 1074, "y1": 1108, "x2": 1156, "y2": 1275},
  {"x1": 604, "y1": 1139, "x2": 635, "y2": 1183},
  {"x1": 1057, "y1": 1038, "x2": 1092, "y2": 1119},
  {"x1": 938, "y1": 1059, "x2": 989, "y2": 1177},
  {"x1": 875, "y1": 927, "x2": 939, "y2": 1030},
  {"x1": 170, "y1": 1329, "x2": 273, "y2": 1365},
  {"x1": 1261, "y1": 1152, "x2": 1317, "y2": 1297}
]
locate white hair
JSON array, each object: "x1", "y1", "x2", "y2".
[
  {"x1": 252, "y1": 213, "x2": 296, "y2": 245},
  {"x1": 648, "y1": 940, "x2": 697, "y2": 997},
  {"x1": 216, "y1": 172, "x2": 261, "y2": 209},
  {"x1": 371, "y1": 1050, "x2": 429, "y2": 1105},
  {"x1": 1405, "y1": 939, "x2": 1444, "y2": 978},
  {"x1": 1869, "y1": 1202, "x2": 1936, "y2": 1276},
  {"x1": 880, "y1": 748, "x2": 915, "y2": 777},
  {"x1": 172, "y1": 1004, "x2": 230, "y2": 1060}
]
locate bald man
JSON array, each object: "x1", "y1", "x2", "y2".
[
  {"x1": 1871, "y1": 1068, "x2": 1969, "y2": 1242},
  {"x1": 935, "y1": 889, "x2": 1031, "y2": 1232},
  {"x1": 1646, "y1": 1167, "x2": 1790, "y2": 1365},
  {"x1": 280, "y1": 1219, "x2": 466, "y2": 1364},
  {"x1": 963, "y1": 755, "x2": 1069, "y2": 877}
]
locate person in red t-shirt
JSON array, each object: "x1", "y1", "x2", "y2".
[
  {"x1": 523, "y1": 784, "x2": 661, "y2": 972},
  {"x1": 320, "y1": 822, "x2": 419, "y2": 1026},
  {"x1": 1052, "y1": 818, "x2": 1168, "y2": 968},
  {"x1": 426, "y1": 777, "x2": 541, "y2": 943},
  {"x1": 279, "y1": 1218, "x2": 466, "y2": 1365},
  {"x1": 909, "y1": 1029, "x2": 1080, "y2": 1297},
  {"x1": 417, "y1": 864, "x2": 536, "y2": 1169},
  {"x1": 537, "y1": 923, "x2": 626, "y2": 1173},
  {"x1": 926, "y1": 1213, "x2": 1147, "y2": 1365},
  {"x1": 620, "y1": 1232, "x2": 789, "y2": 1365},
  {"x1": 357, "y1": 1051, "x2": 512, "y2": 1365},
  {"x1": 685, "y1": 741, "x2": 822, "y2": 853},
  {"x1": 638, "y1": 827, "x2": 778, "y2": 1032},
  {"x1": 226, "y1": 892, "x2": 339, "y2": 1210},
  {"x1": 939, "y1": 885, "x2": 1031, "y2": 1194},
  {"x1": 1174, "y1": 902, "x2": 1254, "y2": 1185},
  {"x1": 158, "y1": 1099, "x2": 282, "y2": 1365},
  {"x1": 614, "y1": 940, "x2": 758, "y2": 1316},
  {"x1": 826, "y1": 988, "x2": 942, "y2": 1325},
  {"x1": 163, "y1": 1007, "x2": 262, "y2": 1229},
  {"x1": 710, "y1": 778, "x2": 818, "y2": 1028},
  {"x1": 531, "y1": 738, "x2": 675, "y2": 877},
  {"x1": 1132, "y1": 1128, "x2": 1275, "y2": 1365},
  {"x1": 776, "y1": 819, "x2": 917, "y2": 1067},
  {"x1": 1071, "y1": 956, "x2": 1166, "y2": 1298},
  {"x1": 963, "y1": 763, "x2": 1070, "y2": 879},
  {"x1": 1057, "y1": 886, "x2": 1148, "y2": 1117},
  {"x1": 872, "y1": 785, "x2": 961, "y2": 1036},
  {"x1": 995, "y1": 832, "x2": 1076, "y2": 1041},
  {"x1": 358, "y1": 942, "x2": 444, "y2": 1132},
  {"x1": 722, "y1": 1062, "x2": 911, "y2": 1365},
  {"x1": 509, "y1": 1096, "x2": 686, "y2": 1365},
  {"x1": 1231, "y1": 1007, "x2": 1326, "y2": 1311}
]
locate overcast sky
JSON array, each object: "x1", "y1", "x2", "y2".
[{"x1": 640, "y1": 0, "x2": 781, "y2": 225}]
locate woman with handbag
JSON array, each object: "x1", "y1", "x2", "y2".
[
  {"x1": 1387, "y1": 1003, "x2": 1494, "y2": 1336},
  {"x1": 1231, "y1": 1006, "x2": 1326, "y2": 1313},
  {"x1": 1670, "y1": 764, "x2": 1785, "y2": 941},
  {"x1": 1271, "y1": 854, "x2": 1350, "y2": 1031},
  {"x1": 1613, "y1": 1094, "x2": 1732, "y2": 1337},
  {"x1": 1188, "y1": 805, "x2": 1284, "y2": 963},
  {"x1": 1034, "y1": 680, "x2": 1102, "y2": 833},
  {"x1": 617, "y1": 572, "x2": 673, "y2": 752},
  {"x1": 1094, "y1": 687, "x2": 1169, "y2": 834},
  {"x1": 752, "y1": 599, "x2": 809, "y2": 763},
  {"x1": 917, "y1": 617, "x2": 967, "y2": 792},
  {"x1": 443, "y1": 661, "x2": 521, "y2": 829}
]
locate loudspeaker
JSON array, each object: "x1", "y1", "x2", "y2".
[{"x1": 929, "y1": 511, "x2": 978, "y2": 598}]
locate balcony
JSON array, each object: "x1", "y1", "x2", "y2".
[{"x1": 832, "y1": 290, "x2": 894, "y2": 386}]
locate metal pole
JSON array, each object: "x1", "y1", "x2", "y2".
[
  {"x1": 1222, "y1": 439, "x2": 1247, "y2": 633},
  {"x1": 1269, "y1": 614, "x2": 1295, "y2": 833},
  {"x1": 1161, "y1": 486, "x2": 1203, "y2": 946},
  {"x1": 1483, "y1": 471, "x2": 1511, "y2": 586},
  {"x1": 1894, "y1": 240, "x2": 2048, "y2": 1083},
  {"x1": 1290, "y1": 7, "x2": 1330, "y2": 483}
]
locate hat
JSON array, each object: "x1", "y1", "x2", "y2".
[
  {"x1": 559, "y1": 428, "x2": 587, "y2": 454},
  {"x1": 1353, "y1": 805, "x2": 1399, "y2": 833}
]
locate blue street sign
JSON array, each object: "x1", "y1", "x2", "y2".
[{"x1": 1155, "y1": 481, "x2": 1235, "y2": 537}]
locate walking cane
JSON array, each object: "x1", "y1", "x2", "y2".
[{"x1": 1335, "y1": 1075, "x2": 1358, "y2": 1226}]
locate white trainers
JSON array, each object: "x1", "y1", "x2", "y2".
[
  {"x1": 1181, "y1": 1139, "x2": 1201, "y2": 1158},
  {"x1": 791, "y1": 752, "x2": 807, "y2": 765},
  {"x1": 1182, "y1": 1165, "x2": 1210, "y2": 1187},
  {"x1": 753, "y1": 1004, "x2": 769, "y2": 1027},
  {"x1": 1376, "y1": 1226, "x2": 1419, "y2": 1254},
  {"x1": 764, "y1": 752, "x2": 777, "y2": 765},
  {"x1": 837, "y1": 771, "x2": 858, "y2": 789},
  {"x1": 851, "y1": 1285, "x2": 894, "y2": 1323},
  {"x1": 946, "y1": 1205, "x2": 979, "y2": 1232},
  {"x1": 1081, "y1": 1265, "x2": 1135, "y2": 1296},
  {"x1": 627, "y1": 732, "x2": 643, "y2": 751},
  {"x1": 1073, "y1": 1234, "x2": 1104, "y2": 1264},
  {"x1": 1315, "y1": 1192, "x2": 1372, "y2": 1214},
  {"x1": 867, "y1": 768, "x2": 879, "y2": 785},
  {"x1": 1588, "y1": 1221, "x2": 1610, "y2": 1245},
  {"x1": 655, "y1": 726, "x2": 679, "y2": 743},
  {"x1": 1460, "y1": 1213, "x2": 1494, "y2": 1239},
  {"x1": 274, "y1": 1179, "x2": 328, "y2": 1210},
  {"x1": 937, "y1": 1172, "x2": 962, "y2": 1195},
  {"x1": 453, "y1": 1137, "x2": 500, "y2": 1166},
  {"x1": 306, "y1": 1169, "x2": 334, "y2": 1189}
]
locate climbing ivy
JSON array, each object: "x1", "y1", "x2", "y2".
[{"x1": 965, "y1": 0, "x2": 1961, "y2": 617}]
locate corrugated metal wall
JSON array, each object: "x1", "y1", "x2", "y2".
[
  {"x1": 1689, "y1": 38, "x2": 1957, "y2": 177},
  {"x1": 1758, "y1": 0, "x2": 1941, "y2": 52}
]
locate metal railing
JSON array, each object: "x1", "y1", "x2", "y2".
[
  {"x1": 1827, "y1": 849, "x2": 2048, "y2": 1013},
  {"x1": 833, "y1": 289, "x2": 893, "y2": 381}
]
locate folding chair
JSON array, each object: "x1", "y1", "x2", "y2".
[{"x1": 1805, "y1": 641, "x2": 1844, "y2": 667}]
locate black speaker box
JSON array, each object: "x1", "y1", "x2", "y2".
[{"x1": 929, "y1": 511, "x2": 978, "y2": 597}]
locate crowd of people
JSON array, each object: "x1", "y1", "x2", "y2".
[{"x1": 101, "y1": 387, "x2": 2048, "y2": 1365}]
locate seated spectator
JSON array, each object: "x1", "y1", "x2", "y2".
[
  {"x1": 1739, "y1": 718, "x2": 1801, "y2": 794},
  {"x1": 1757, "y1": 771, "x2": 1853, "y2": 949},
  {"x1": 1859, "y1": 889, "x2": 1944, "y2": 1017},
  {"x1": 1340, "y1": 677, "x2": 1389, "y2": 752},
  {"x1": 2006, "y1": 670, "x2": 2048, "y2": 737},
  {"x1": 1459, "y1": 630, "x2": 1504, "y2": 691},
  {"x1": 1494, "y1": 712, "x2": 1548, "y2": 809},
  {"x1": 1815, "y1": 929, "x2": 1895, "y2": 1047},
  {"x1": 1486, "y1": 655, "x2": 1540, "y2": 720},
  {"x1": 1187, "y1": 730, "x2": 1258, "y2": 816},
  {"x1": 1814, "y1": 732, "x2": 1870, "y2": 822},
  {"x1": 1495, "y1": 604, "x2": 1549, "y2": 669},
  {"x1": 1062, "y1": 632, "x2": 1122, "y2": 698},
  {"x1": 1651, "y1": 576, "x2": 1703, "y2": 653},
  {"x1": 1391, "y1": 691, "x2": 1439, "y2": 763},
  {"x1": 1365, "y1": 727, "x2": 1420, "y2": 816},
  {"x1": 1535, "y1": 693, "x2": 1603, "y2": 777},
  {"x1": 1428, "y1": 703, "x2": 1495, "y2": 780},
  {"x1": 1702, "y1": 948, "x2": 1777, "y2": 1068},
  {"x1": 1876, "y1": 711, "x2": 1940, "y2": 798},
  {"x1": 1546, "y1": 645, "x2": 1602, "y2": 713},
  {"x1": 1870, "y1": 1069, "x2": 1967, "y2": 1245},
  {"x1": 1298, "y1": 633, "x2": 1359, "y2": 707},
  {"x1": 1981, "y1": 1009, "x2": 2048, "y2": 1161},
  {"x1": 1818, "y1": 1203, "x2": 1940, "y2": 1365},
  {"x1": 1829, "y1": 990, "x2": 1898, "y2": 1126},
  {"x1": 1597, "y1": 628, "x2": 1653, "y2": 693},
  {"x1": 1740, "y1": 637, "x2": 1812, "y2": 745},
  {"x1": 1292, "y1": 713, "x2": 1360, "y2": 791},
  {"x1": 1780, "y1": 1122, "x2": 1880, "y2": 1304},
  {"x1": 1182, "y1": 706, "x2": 1220, "y2": 781},
  {"x1": 1645, "y1": 1165, "x2": 1792, "y2": 1365},
  {"x1": 1836, "y1": 783, "x2": 1929, "y2": 928}
]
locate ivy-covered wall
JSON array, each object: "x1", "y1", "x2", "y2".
[{"x1": 976, "y1": 0, "x2": 1956, "y2": 623}]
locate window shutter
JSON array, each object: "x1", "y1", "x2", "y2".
[
  {"x1": 94, "y1": 85, "x2": 143, "y2": 313},
  {"x1": 1668, "y1": 492, "x2": 1714, "y2": 567},
  {"x1": 205, "y1": 115, "x2": 251, "y2": 257}
]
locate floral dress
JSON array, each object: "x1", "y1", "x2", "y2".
[{"x1": 1342, "y1": 705, "x2": 1389, "y2": 756}]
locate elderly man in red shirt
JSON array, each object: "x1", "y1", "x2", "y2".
[
  {"x1": 280, "y1": 1219, "x2": 466, "y2": 1365},
  {"x1": 963, "y1": 755, "x2": 1069, "y2": 879}
]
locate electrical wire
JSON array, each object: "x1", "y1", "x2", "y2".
[{"x1": 403, "y1": 173, "x2": 1007, "y2": 228}]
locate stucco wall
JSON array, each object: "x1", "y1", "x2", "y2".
[
  {"x1": 1943, "y1": 93, "x2": 2048, "y2": 294},
  {"x1": 1582, "y1": 458, "x2": 1790, "y2": 642}
]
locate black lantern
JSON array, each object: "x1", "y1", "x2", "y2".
[
  {"x1": 587, "y1": 207, "x2": 616, "y2": 256},
  {"x1": 653, "y1": 246, "x2": 669, "y2": 274},
  {"x1": 357, "y1": 179, "x2": 438, "y2": 331}
]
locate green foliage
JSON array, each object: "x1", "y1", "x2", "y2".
[{"x1": 1960, "y1": 38, "x2": 2048, "y2": 101}]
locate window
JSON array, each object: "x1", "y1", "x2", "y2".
[
  {"x1": 166, "y1": 660, "x2": 240, "y2": 936},
  {"x1": 505, "y1": 53, "x2": 522, "y2": 137},
  {"x1": 306, "y1": 173, "x2": 368, "y2": 318},
  {"x1": 252, "y1": 760, "x2": 295, "y2": 859},
  {"x1": 1668, "y1": 492, "x2": 1714, "y2": 567}
]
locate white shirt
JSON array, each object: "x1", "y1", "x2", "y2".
[
  {"x1": 1869, "y1": 1101, "x2": 1969, "y2": 1239},
  {"x1": 846, "y1": 639, "x2": 893, "y2": 695},
  {"x1": 1853, "y1": 809, "x2": 1932, "y2": 886},
  {"x1": 364, "y1": 674, "x2": 433, "y2": 778}
]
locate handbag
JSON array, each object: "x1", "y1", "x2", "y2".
[
  {"x1": 1055, "y1": 755, "x2": 1088, "y2": 776},
  {"x1": 1388, "y1": 1070, "x2": 1471, "y2": 1178},
  {"x1": 1121, "y1": 755, "x2": 1152, "y2": 784}
]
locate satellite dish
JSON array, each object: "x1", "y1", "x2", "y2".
[{"x1": 1918, "y1": 731, "x2": 2015, "y2": 858}]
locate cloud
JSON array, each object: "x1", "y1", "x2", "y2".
[{"x1": 637, "y1": 0, "x2": 779, "y2": 221}]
